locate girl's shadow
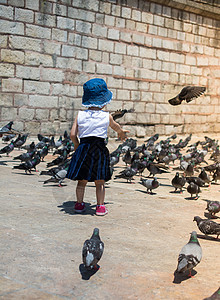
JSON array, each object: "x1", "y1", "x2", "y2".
[
  {"x1": 79, "y1": 264, "x2": 100, "y2": 280},
  {"x1": 57, "y1": 201, "x2": 96, "y2": 216}
]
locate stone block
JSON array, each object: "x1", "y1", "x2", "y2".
[
  {"x1": 152, "y1": 60, "x2": 161, "y2": 70},
  {"x1": 57, "y1": 16, "x2": 75, "y2": 30},
  {"x1": 110, "y1": 53, "x2": 122, "y2": 65},
  {"x1": 142, "y1": 11, "x2": 153, "y2": 24},
  {"x1": 157, "y1": 71, "x2": 169, "y2": 81},
  {"x1": 148, "y1": 25, "x2": 157, "y2": 35},
  {"x1": 41, "y1": 68, "x2": 64, "y2": 82},
  {"x1": 26, "y1": 24, "x2": 51, "y2": 39},
  {"x1": 35, "y1": 13, "x2": 56, "y2": 27},
  {"x1": 2, "y1": 78, "x2": 22, "y2": 92},
  {"x1": 162, "y1": 39, "x2": 175, "y2": 50},
  {"x1": 127, "y1": 45, "x2": 139, "y2": 56},
  {"x1": 113, "y1": 65, "x2": 125, "y2": 77},
  {"x1": 24, "y1": 80, "x2": 50, "y2": 95},
  {"x1": 68, "y1": 7, "x2": 95, "y2": 22},
  {"x1": 24, "y1": 121, "x2": 41, "y2": 135},
  {"x1": 29, "y1": 95, "x2": 58, "y2": 108},
  {"x1": 98, "y1": 39, "x2": 114, "y2": 52},
  {"x1": 18, "y1": 107, "x2": 35, "y2": 121},
  {"x1": 35, "y1": 109, "x2": 49, "y2": 120},
  {"x1": 177, "y1": 31, "x2": 185, "y2": 41},
  {"x1": 0, "y1": 20, "x2": 24, "y2": 35},
  {"x1": 89, "y1": 50, "x2": 102, "y2": 62},
  {"x1": 108, "y1": 28, "x2": 119, "y2": 40},
  {"x1": 155, "y1": 124, "x2": 165, "y2": 134},
  {"x1": 165, "y1": 18, "x2": 173, "y2": 29},
  {"x1": 152, "y1": 37, "x2": 162, "y2": 48},
  {"x1": 76, "y1": 47, "x2": 88, "y2": 60},
  {"x1": 26, "y1": 0, "x2": 39, "y2": 10},
  {"x1": 8, "y1": 0, "x2": 24, "y2": 7},
  {"x1": 15, "y1": 7, "x2": 34, "y2": 22},
  {"x1": 51, "y1": 83, "x2": 69, "y2": 96},
  {"x1": 65, "y1": 72, "x2": 89, "y2": 85},
  {"x1": 158, "y1": 27, "x2": 167, "y2": 37},
  {"x1": 10, "y1": 36, "x2": 41, "y2": 52},
  {"x1": 136, "y1": 22, "x2": 147, "y2": 33},
  {"x1": 99, "y1": 1, "x2": 111, "y2": 14},
  {"x1": 136, "y1": 113, "x2": 150, "y2": 124},
  {"x1": 76, "y1": 20, "x2": 91, "y2": 34},
  {"x1": 140, "y1": 47, "x2": 156, "y2": 59},
  {"x1": 1, "y1": 49, "x2": 24, "y2": 64},
  {"x1": 117, "y1": 89, "x2": 130, "y2": 100},
  {"x1": 134, "y1": 101, "x2": 145, "y2": 112},
  {"x1": 126, "y1": 19, "x2": 135, "y2": 30},
  {"x1": 72, "y1": 0, "x2": 99, "y2": 11},
  {"x1": 82, "y1": 61, "x2": 96, "y2": 73},
  {"x1": 168, "y1": 29, "x2": 177, "y2": 39},
  {"x1": 53, "y1": 3, "x2": 67, "y2": 16},
  {"x1": 107, "y1": 77, "x2": 122, "y2": 89},
  {"x1": 132, "y1": 9, "x2": 141, "y2": 21},
  {"x1": 120, "y1": 32, "x2": 132, "y2": 43},
  {"x1": 25, "y1": 51, "x2": 53, "y2": 67},
  {"x1": 51, "y1": 28, "x2": 67, "y2": 42},
  {"x1": 96, "y1": 63, "x2": 112, "y2": 75},
  {"x1": 82, "y1": 36, "x2": 98, "y2": 49},
  {"x1": 105, "y1": 15, "x2": 115, "y2": 26},
  {"x1": 111, "y1": 4, "x2": 121, "y2": 17},
  {"x1": 50, "y1": 108, "x2": 59, "y2": 120},
  {"x1": 14, "y1": 94, "x2": 28, "y2": 106},
  {"x1": 1, "y1": 107, "x2": 17, "y2": 120},
  {"x1": 68, "y1": 33, "x2": 81, "y2": 46},
  {"x1": 16, "y1": 65, "x2": 40, "y2": 80},
  {"x1": 142, "y1": 59, "x2": 152, "y2": 69},
  {"x1": 114, "y1": 42, "x2": 126, "y2": 55},
  {"x1": 0, "y1": 4, "x2": 13, "y2": 19},
  {"x1": 122, "y1": 79, "x2": 138, "y2": 90},
  {"x1": 122, "y1": 7, "x2": 131, "y2": 19},
  {"x1": 124, "y1": 112, "x2": 137, "y2": 124},
  {"x1": 131, "y1": 91, "x2": 140, "y2": 101},
  {"x1": 197, "y1": 57, "x2": 209, "y2": 66},
  {"x1": 0, "y1": 63, "x2": 14, "y2": 77},
  {"x1": 0, "y1": 35, "x2": 7, "y2": 47},
  {"x1": 96, "y1": 13, "x2": 104, "y2": 25},
  {"x1": 162, "y1": 62, "x2": 175, "y2": 72},
  {"x1": 153, "y1": 15, "x2": 164, "y2": 26},
  {"x1": 115, "y1": 17, "x2": 125, "y2": 28},
  {"x1": 160, "y1": 114, "x2": 170, "y2": 124},
  {"x1": 0, "y1": 93, "x2": 13, "y2": 106},
  {"x1": 136, "y1": 126, "x2": 146, "y2": 137},
  {"x1": 62, "y1": 45, "x2": 76, "y2": 57},
  {"x1": 155, "y1": 103, "x2": 170, "y2": 114},
  {"x1": 92, "y1": 24, "x2": 107, "y2": 37}
]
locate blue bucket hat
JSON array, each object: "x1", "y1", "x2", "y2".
[{"x1": 82, "y1": 78, "x2": 112, "y2": 108}]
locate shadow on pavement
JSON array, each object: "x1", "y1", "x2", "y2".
[
  {"x1": 79, "y1": 263, "x2": 100, "y2": 280},
  {"x1": 173, "y1": 269, "x2": 197, "y2": 284}
]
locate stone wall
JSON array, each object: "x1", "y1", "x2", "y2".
[{"x1": 0, "y1": 0, "x2": 219, "y2": 137}]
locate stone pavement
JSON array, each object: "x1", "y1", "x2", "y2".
[{"x1": 0, "y1": 136, "x2": 219, "y2": 300}]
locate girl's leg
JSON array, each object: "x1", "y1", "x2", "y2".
[
  {"x1": 95, "y1": 180, "x2": 105, "y2": 205},
  {"x1": 76, "y1": 180, "x2": 88, "y2": 203}
]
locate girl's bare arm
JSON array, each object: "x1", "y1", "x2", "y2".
[
  {"x1": 70, "y1": 115, "x2": 79, "y2": 150},
  {"x1": 109, "y1": 114, "x2": 129, "y2": 141}
]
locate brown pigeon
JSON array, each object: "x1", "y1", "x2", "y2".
[{"x1": 168, "y1": 86, "x2": 206, "y2": 106}]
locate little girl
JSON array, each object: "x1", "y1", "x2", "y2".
[{"x1": 66, "y1": 78, "x2": 128, "y2": 216}]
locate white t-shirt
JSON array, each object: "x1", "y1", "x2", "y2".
[{"x1": 77, "y1": 110, "x2": 109, "y2": 139}]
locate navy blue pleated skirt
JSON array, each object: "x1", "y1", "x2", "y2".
[{"x1": 66, "y1": 136, "x2": 111, "y2": 182}]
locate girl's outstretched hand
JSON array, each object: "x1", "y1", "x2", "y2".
[{"x1": 118, "y1": 129, "x2": 129, "y2": 141}]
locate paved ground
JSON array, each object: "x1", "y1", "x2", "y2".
[{"x1": 0, "y1": 135, "x2": 219, "y2": 300}]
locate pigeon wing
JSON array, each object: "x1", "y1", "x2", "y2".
[{"x1": 179, "y1": 86, "x2": 206, "y2": 102}]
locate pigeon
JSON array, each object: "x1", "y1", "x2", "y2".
[
  {"x1": 203, "y1": 287, "x2": 220, "y2": 300},
  {"x1": 175, "y1": 231, "x2": 202, "y2": 277},
  {"x1": 146, "y1": 162, "x2": 169, "y2": 177},
  {"x1": 37, "y1": 133, "x2": 50, "y2": 143},
  {"x1": 205, "y1": 200, "x2": 220, "y2": 216},
  {"x1": 111, "y1": 108, "x2": 134, "y2": 121},
  {"x1": 187, "y1": 182, "x2": 201, "y2": 199},
  {"x1": 122, "y1": 149, "x2": 132, "y2": 165},
  {"x1": 38, "y1": 144, "x2": 49, "y2": 161},
  {"x1": 82, "y1": 228, "x2": 104, "y2": 270},
  {"x1": 184, "y1": 163, "x2": 194, "y2": 177},
  {"x1": 21, "y1": 141, "x2": 35, "y2": 152},
  {"x1": 186, "y1": 176, "x2": 205, "y2": 187},
  {"x1": 13, "y1": 152, "x2": 41, "y2": 174},
  {"x1": 110, "y1": 152, "x2": 120, "y2": 168},
  {"x1": 13, "y1": 134, "x2": 28, "y2": 148},
  {"x1": 13, "y1": 150, "x2": 35, "y2": 162},
  {"x1": 114, "y1": 166, "x2": 137, "y2": 183},
  {"x1": 46, "y1": 150, "x2": 68, "y2": 168},
  {"x1": 140, "y1": 177, "x2": 159, "y2": 193},
  {"x1": 0, "y1": 121, "x2": 20, "y2": 136},
  {"x1": 55, "y1": 136, "x2": 63, "y2": 148},
  {"x1": 171, "y1": 172, "x2": 186, "y2": 192},
  {"x1": 199, "y1": 168, "x2": 211, "y2": 186},
  {"x1": 168, "y1": 86, "x2": 206, "y2": 106},
  {"x1": 0, "y1": 140, "x2": 14, "y2": 156},
  {"x1": 193, "y1": 216, "x2": 220, "y2": 239},
  {"x1": 2, "y1": 134, "x2": 16, "y2": 142},
  {"x1": 43, "y1": 169, "x2": 67, "y2": 187},
  {"x1": 212, "y1": 168, "x2": 220, "y2": 183}
]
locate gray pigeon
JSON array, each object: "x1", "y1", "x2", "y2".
[
  {"x1": 205, "y1": 200, "x2": 220, "y2": 216},
  {"x1": 193, "y1": 216, "x2": 220, "y2": 239},
  {"x1": 171, "y1": 172, "x2": 186, "y2": 192},
  {"x1": 43, "y1": 169, "x2": 67, "y2": 187},
  {"x1": 199, "y1": 168, "x2": 211, "y2": 186},
  {"x1": 140, "y1": 177, "x2": 159, "y2": 193},
  {"x1": 187, "y1": 182, "x2": 201, "y2": 199},
  {"x1": 82, "y1": 228, "x2": 104, "y2": 270},
  {"x1": 175, "y1": 231, "x2": 202, "y2": 277}
]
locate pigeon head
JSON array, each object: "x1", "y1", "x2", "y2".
[
  {"x1": 193, "y1": 216, "x2": 202, "y2": 224},
  {"x1": 92, "y1": 228, "x2": 100, "y2": 238},
  {"x1": 189, "y1": 231, "x2": 199, "y2": 243}
]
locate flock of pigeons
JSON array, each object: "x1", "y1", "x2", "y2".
[{"x1": 0, "y1": 84, "x2": 219, "y2": 299}]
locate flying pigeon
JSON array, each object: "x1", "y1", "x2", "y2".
[
  {"x1": 82, "y1": 228, "x2": 104, "y2": 270},
  {"x1": 175, "y1": 231, "x2": 202, "y2": 277},
  {"x1": 203, "y1": 287, "x2": 220, "y2": 300},
  {"x1": 168, "y1": 86, "x2": 206, "y2": 106},
  {"x1": 43, "y1": 169, "x2": 67, "y2": 187},
  {"x1": 171, "y1": 172, "x2": 186, "y2": 192},
  {"x1": 193, "y1": 216, "x2": 220, "y2": 239},
  {"x1": 140, "y1": 177, "x2": 159, "y2": 193},
  {"x1": 205, "y1": 200, "x2": 220, "y2": 217}
]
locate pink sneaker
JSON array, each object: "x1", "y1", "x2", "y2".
[
  {"x1": 96, "y1": 205, "x2": 108, "y2": 216},
  {"x1": 75, "y1": 202, "x2": 86, "y2": 213}
]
